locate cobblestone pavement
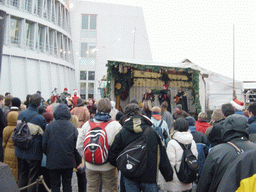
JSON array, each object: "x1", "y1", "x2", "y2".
[{"x1": 72, "y1": 172, "x2": 79, "y2": 192}]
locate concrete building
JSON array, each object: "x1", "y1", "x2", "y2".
[
  {"x1": 69, "y1": 0, "x2": 152, "y2": 100},
  {"x1": 0, "y1": 0, "x2": 152, "y2": 101},
  {"x1": 0, "y1": 0, "x2": 76, "y2": 101}
]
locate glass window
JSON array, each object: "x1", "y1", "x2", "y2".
[
  {"x1": 88, "y1": 71, "x2": 95, "y2": 80},
  {"x1": 25, "y1": 21, "x2": 32, "y2": 47},
  {"x1": 90, "y1": 15, "x2": 97, "y2": 30},
  {"x1": 82, "y1": 15, "x2": 88, "y2": 29},
  {"x1": 10, "y1": 17, "x2": 19, "y2": 44},
  {"x1": 81, "y1": 43, "x2": 87, "y2": 57},
  {"x1": 88, "y1": 83, "x2": 94, "y2": 98},
  {"x1": 25, "y1": 0, "x2": 32, "y2": 12},
  {"x1": 88, "y1": 43, "x2": 96, "y2": 58},
  {"x1": 38, "y1": 25, "x2": 44, "y2": 51},
  {"x1": 80, "y1": 71, "x2": 87, "y2": 80},
  {"x1": 80, "y1": 82, "x2": 86, "y2": 99}
]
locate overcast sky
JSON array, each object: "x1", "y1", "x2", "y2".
[{"x1": 85, "y1": 0, "x2": 256, "y2": 81}]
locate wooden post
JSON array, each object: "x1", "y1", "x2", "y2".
[{"x1": 116, "y1": 95, "x2": 121, "y2": 111}]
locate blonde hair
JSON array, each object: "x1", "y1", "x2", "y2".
[
  {"x1": 69, "y1": 115, "x2": 79, "y2": 127},
  {"x1": 198, "y1": 112, "x2": 208, "y2": 120}
]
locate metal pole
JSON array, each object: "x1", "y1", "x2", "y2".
[{"x1": 233, "y1": 24, "x2": 236, "y2": 98}]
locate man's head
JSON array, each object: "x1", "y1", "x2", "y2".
[
  {"x1": 97, "y1": 98, "x2": 111, "y2": 113},
  {"x1": 211, "y1": 109, "x2": 224, "y2": 123},
  {"x1": 185, "y1": 116, "x2": 196, "y2": 126},
  {"x1": 4, "y1": 95, "x2": 13, "y2": 106},
  {"x1": 248, "y1": 103, "x2": 256, "y2": 118},
  {"x1": 151, "y1": 106, "x2": 161, "y2": 115},
  {"x1": 161, "y1": 101, "x2": 168, "y2": 109},
  {"x1": 11, "y1": 97, "x2": 21, "y2": 108},
  {"x1": 163, "y1": 84, "x2": 168, "y2": 90},
  {"x1": 175, "y1": 104, "x2": 182, "y2": 112},
  {"x1": 221, "y1": 103, "x2": 235, "y2": 118},
  {"x1": 36, "y1": 91, "x2": 41, "y2": 96},
  {"x1": 64, "y1": 88, "x2": 68, "y2": 93},
  {"x1": 124, "y1": 103, "x2": 141, "y2": 118},
  {"x1": 0, "y1": 95, "x2": 4, "y2": 106},
  {"x1": 30, "y1": 94, "x2": 42, "y2": 107},
  {"x1": 5, "y1": 92, "x2": 10, "y2": 96}
]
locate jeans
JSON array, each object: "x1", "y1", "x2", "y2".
[
  {"x1": 122, "y1": 175, "x2": 158, "y2": 192},
  {"x1": 17, "y1": 158, "x2": 41, "y2": 192},
  {"x1": 49, "y1": 168, "x2": 73, "y2": 192}
]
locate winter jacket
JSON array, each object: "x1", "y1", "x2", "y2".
[
  {"x1": 71, "y1": 106, "x2": 90, "y2": 128},
  {"x1": 173, "y1": 110, "x2": 190, "y2": 120},
  {"x1": 15, "y1": 105, "x2": 47, "y2": 161},
  {"x1": 189, "y1": 125, "x2": 208, "y2": 145},
  {"x1": 42, "y1": 104, "x2": 81, "y2": 170},
  {"x1": 208, "y1": 119, "x2": 225, "y2": 147},
  {"x1": 196, "y1": 114, "x2": 256, "y2": 192},
  {"x1": 151, "y1": 115, "x2": 169, "y2": 146},
  {"x1": 160, "y1": 131, "x2": 198, "y2": 191},
  {"x1": 195, "y1": 120, "x2": 211, "y2": 134},
  {"x1": 162, "y1": 110, "x2": 174, "y2": 130},
  {"x1": 217, "y1": 149, "x2": 256, "y2": 192},
  {"x1": 76, "y1": 115, "x2": 122, "y2": 172},
  {"x1": 108, "y1": 115, "x2": 173, "y2": 183},
  {"x1": 2, "y1": 111, "x2": 19, "y2": 181},
  {"x1": 248, "y1": 116, "x2": 256, "y2": 134}
]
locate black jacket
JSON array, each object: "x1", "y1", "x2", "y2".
[
  {"x1": 108, "y1": 115, "x2": 173, "y2": 183},
  {"x1": 196, "y1": 114, "x2": 256, "y2": 192},
  {"x1": 42, "y1": 104, "x2": 81, "y2": 170}
]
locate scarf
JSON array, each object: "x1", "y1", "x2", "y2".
[
  {"x1": 151, "y1": 114, "x2": 162, "y2": 121},
  {"x1": 93, "y1": 112, "x2": 112, "y2": 122}
]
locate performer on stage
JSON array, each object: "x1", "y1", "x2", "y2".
[
  {"x1": 174, "y1": 88, "x2": 188, "y2": 112},
  {"x1": 142, "y1": 89, "x2": 155, "y2": 118},
  {"x1": 158, "y1": 84, "x2": 171, "y2": 112}
]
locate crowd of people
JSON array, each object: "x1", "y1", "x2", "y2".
[{"x1": 1, "y1": 87, "x2": 256, "y2": 192}]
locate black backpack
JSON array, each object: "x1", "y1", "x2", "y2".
[
  {"x1": 116, "y1": 127, "x2": 150, "y2": 178},
  {"x1": 12, "y1": 113, "x2": 38, "y2": 150},
  {"x1": 174, "y1": 139, "x2": 199, "y2": 183}
]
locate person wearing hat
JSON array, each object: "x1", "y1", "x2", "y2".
[
  {"x1": 174, "y1": 88, "x2": 188, "y2": 112},
  {"x1": 230, "y1": 98, "x2": 245, "y2": 115},
  {"x1": 172, "y1": 104, "x2": 190, "y2": 120},
  {"x1": 158, "y1": 84, "x2": 171, "y2": 113},
  {"x1": 72, "y1": 89, "x2": 80, "y2": 107},
  {"x1": 71, "y1": 98, "x2": 90, "y2": 128},
  {"x1": 205, "y1": 109, "x2": 224, "y2": 138},
  {"x1": 60, "y1": 88, "x2": 69, "y2": 104}
]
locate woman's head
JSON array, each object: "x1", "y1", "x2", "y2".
[
  {"x1": 124, "y1": 103, "x2": 141, "y2": 117},
  {"x1": 174, "y1": 118, "x2": 189, "y2": 132}
]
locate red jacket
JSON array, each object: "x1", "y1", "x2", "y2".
[{"x1": 195, "y1": 120, "x2": 211, "y2": 134}]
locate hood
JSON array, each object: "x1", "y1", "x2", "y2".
[
  {"x1": 222, "y1": 114, "x2": 249, "y2": 142},
  {"x1": 248, "y1": 116, "x2": 256, "y2": 124},
  {"x1": 172, "y1": 131, "x2": 193, "y2": 145},
  {"x1": 123, "y1": 115, "x2": 153, "y2": 133},
  {"x1": 53, "y1": 103, "x2": 71, "y2": 120},
  {"x1": 7, "y1": 111, "x2": 19, "y2": 126}
]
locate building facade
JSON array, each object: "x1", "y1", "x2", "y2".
[
  {"x1": 0, "y1": 0, "x2": 76, "y2": 101},
  {"x1": 69, "y1": 1, "x2": 152, "y2": 100}
]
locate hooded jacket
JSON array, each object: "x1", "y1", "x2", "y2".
[
  {"x1": 195, "y1": 120, "x2": 211, "y2": 134},
  {"x1": 108, "y1": 115, "x2": 173, "y2": 183},
  {"x1": 42, "y1": 104, "x2": 81, "y2": 170},
  {"x1": 196, "y1": 114, "x2": 256, "y2": 192}
]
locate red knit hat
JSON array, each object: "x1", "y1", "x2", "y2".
[
  {"x1": 163, "y1": 84, "x2": 168, "y2": 88},
  {"x1": 64, "y1": 88, "x2": 68, "y2": 91}
]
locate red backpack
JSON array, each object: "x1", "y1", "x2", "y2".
[{"x1": 83, "y1": 119, "x2": 113, "y2": 164}]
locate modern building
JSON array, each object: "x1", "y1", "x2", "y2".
[
  {"x1": 69, "y1": 0, "x2": 152, "y2": 100},
  {"x1": 0, "y1": 0, "x2": 152, "y2": 101},
  {"x1": 0, "y1": 0, "x2": 76, "y2": 101}
]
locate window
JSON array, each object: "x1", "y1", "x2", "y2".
[
  {"x1": 80, "y1": 71, "x2": 87, "y2": 80},
  {"x1": 81, "y1": 14, "x2": 97, "y2": 30},
  {"x1": 88, "y1": 71, "x2": 95, "y2": 80},
  {"x1": 10, "y1": 17, "x2": 19, "y2": 44},
  {"x1": 80, "y1": 82, "x2": 86, "y2": 99},
  {"x1": 25, "y1": 21, "x2": 33, "y2": 47},
  {"x1": 25, "y1": 0, "x2": 32, "y2": 12},
  {"x1": 88, "y1": 83, "x2": 94, "y2": 99},
  {"x1": 81, "y1": 42, "x2": 96, "y2": 58}
]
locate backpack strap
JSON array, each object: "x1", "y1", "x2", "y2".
[
  {"x1": 88, "y1": 119, "x2": 114, "y2": 130},
  {"x1": 159, "y1": 119, "x2": 163, "y2": 128},
  {"x1": 173, "y1": 139, "x2": 192, "y2": 150},
  {"x1": 227, "y1": 141, "x2": 244, "y2": 154}
]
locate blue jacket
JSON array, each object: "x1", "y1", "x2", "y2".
[
  {"x1": 15, "y1": 106, "x2": 47, "y2": 160},
  {"x1": 42, "y1": 104, "x2": 81, "y2": 170},
  {"x1": 248, "y1": 116, "x2": 256, "y2": 134}
]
